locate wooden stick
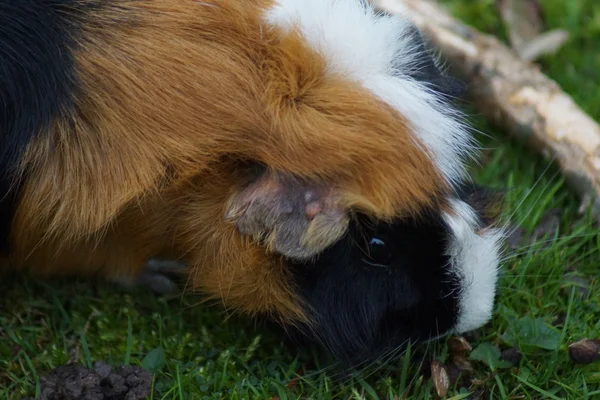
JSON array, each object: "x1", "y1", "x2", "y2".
[{"x1": 377, "y1": 0, "x2": 600, "y2": 217}]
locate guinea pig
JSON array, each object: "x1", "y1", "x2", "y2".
[{"x1": 0, "y1": 0, "x2": 505, "y2": 365}]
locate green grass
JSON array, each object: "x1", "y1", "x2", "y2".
[{"x1": 2, "y1": 1, "x2": 600, "y2": 399}]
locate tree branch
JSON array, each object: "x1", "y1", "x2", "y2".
[{"x1": 377, "y1": 0, "x2": 600, "y2": 217}]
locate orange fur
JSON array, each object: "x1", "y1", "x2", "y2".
[{"x1": 6, "y1": 0, "x2": 447, "y2": 323}]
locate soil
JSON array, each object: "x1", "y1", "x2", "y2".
[{"x1": 26, "y1": 361, "x2": 153, "y2": 400}]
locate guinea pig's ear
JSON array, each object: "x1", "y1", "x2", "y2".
[{"x1": 403, "y1": 25, "x2": 466, "y2": 101}]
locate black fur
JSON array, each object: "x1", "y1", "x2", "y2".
[
  {"x1": 289, "y1": 209, "x2": 459, "y2": 363},
  {"x1": 403, "y1": 25, "x2": 466, "y2": 101},
  {"x1": 0, "y1": 0, "x2": 87, "y2": 252},
  {"x1": 455, "y1": 184, "x2": 505, "y2": 227},
  {"x1": 288, "y1": 183, "x2": 498, "y2": 364}
]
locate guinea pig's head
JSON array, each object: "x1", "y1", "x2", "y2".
[
  {"x1": 286, "y1": 184, "x2": 504, "y2": 363},
  {"x1": 252, "y1": 0, "x2": 506, "y2": 363}
]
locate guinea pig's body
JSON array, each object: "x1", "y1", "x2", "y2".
[{"x1": 0, "y1": 0, "x2": 504, "y2": 363}]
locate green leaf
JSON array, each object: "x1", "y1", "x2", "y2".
[
  {"x1": 518, "y1": 366, "x2": 532, "y2": 381},
  {"x1": 271, "y1": 381, "x2": 290, "y2": 400},
  {"x1": 357, "y1": 378, "x2": 380, "y2": 400},
  {"x1": 502, "y1": 317, "x2": 560, "y2": 351},
  {"x1": 513, "y1": 374, "x2": 563, "y2": 400},
  {"x1": 142, "y1": 347, "x2": 166, "y2": 374},
  {"x1": 498, "y1": 305, "x2": 519, "y2": 323},
  {"x1": 469, "y1": 343, "x2": 512, "y2": 370},
  {"x1": 446, "y1": 394, "x2": 472, "y2": 400}
]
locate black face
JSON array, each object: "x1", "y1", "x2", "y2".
[
  {"x1": 287, "y1": 184, "x2": 502, "y2": 364},
  {"x1": 289, "y1": 210, "x2": 457, "y2": 363}
]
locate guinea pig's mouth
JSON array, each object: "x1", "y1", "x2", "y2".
[{"x1": 286, "y1": 184, "x2": 505, "y2": 364}]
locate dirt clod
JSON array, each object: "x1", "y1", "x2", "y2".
[
  {"x1": 500, "y1": 348, "x2": 523, "y2": 366},
  {"x1": 33, "y1": 361, "x2": 153, "y2": 400},
  {"x1": 94, "y1": 361, "x2": 113, "y2": 379}
]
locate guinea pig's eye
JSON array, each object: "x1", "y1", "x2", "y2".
[{"x1": 362, "y1": 237, "x2": 391, "y2": 267}]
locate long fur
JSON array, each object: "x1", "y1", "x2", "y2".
[
  {"x1": 0, "y1": 0, "x2": 502, "y2": 360},
  {"x1": 1, "y1": 0, "x2": 449, "y2": 321}
]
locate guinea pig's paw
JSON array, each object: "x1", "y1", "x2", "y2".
[
  {"x1": 134, "y1": 270, "x2": 178, "y2": 295},
  {"x1": 112, "y1": 259, "x2": 186, "y2": 295},
  {"x1": 225, "y1": 173, "x2": 349, "y2": 260}
]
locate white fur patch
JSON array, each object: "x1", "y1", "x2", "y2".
[
  {"x1": 444, "y1": 199, "x2": 503, "y2": 333},
  {"x1": 264, "y1": 0, "x2": 475, "y2": 185}
]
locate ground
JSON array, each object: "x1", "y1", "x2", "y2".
[{"x1": 1, "y1": 0, "x2": 600, "y2": 399}]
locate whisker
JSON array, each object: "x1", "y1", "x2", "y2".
[
  {"x1": 402, "y1": 336, "x2": 432, "y2": 396},
  {"x1": 501, "y1": 232, "x2": 600, "y2": 262},
  {"x1": 351, "y1": 339, "x2": 411, "y2": 385},
  {"x1": 500, "y1": 159, "x2": 558, "y2": 232}
]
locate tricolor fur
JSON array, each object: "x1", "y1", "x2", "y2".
[{"x1": 0, "y1": 0, "x2": 504, "y2": 363}]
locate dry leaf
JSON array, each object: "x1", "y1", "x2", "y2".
[
  {"x1": 444, "y1": 363, "x2": 462, "y2": 388},
  {"x1": 448, "y1": 336, "x2": 472, "y2": 358},
  {"x1": 452, "y1": 356, "x2": 475, "y2": 374},
  {"x1": 431, "y1": 360, "x2": 450, "y2": 398},
  {"x1": 569, "y1": 338, "x2": 600, "y2": 364}
]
